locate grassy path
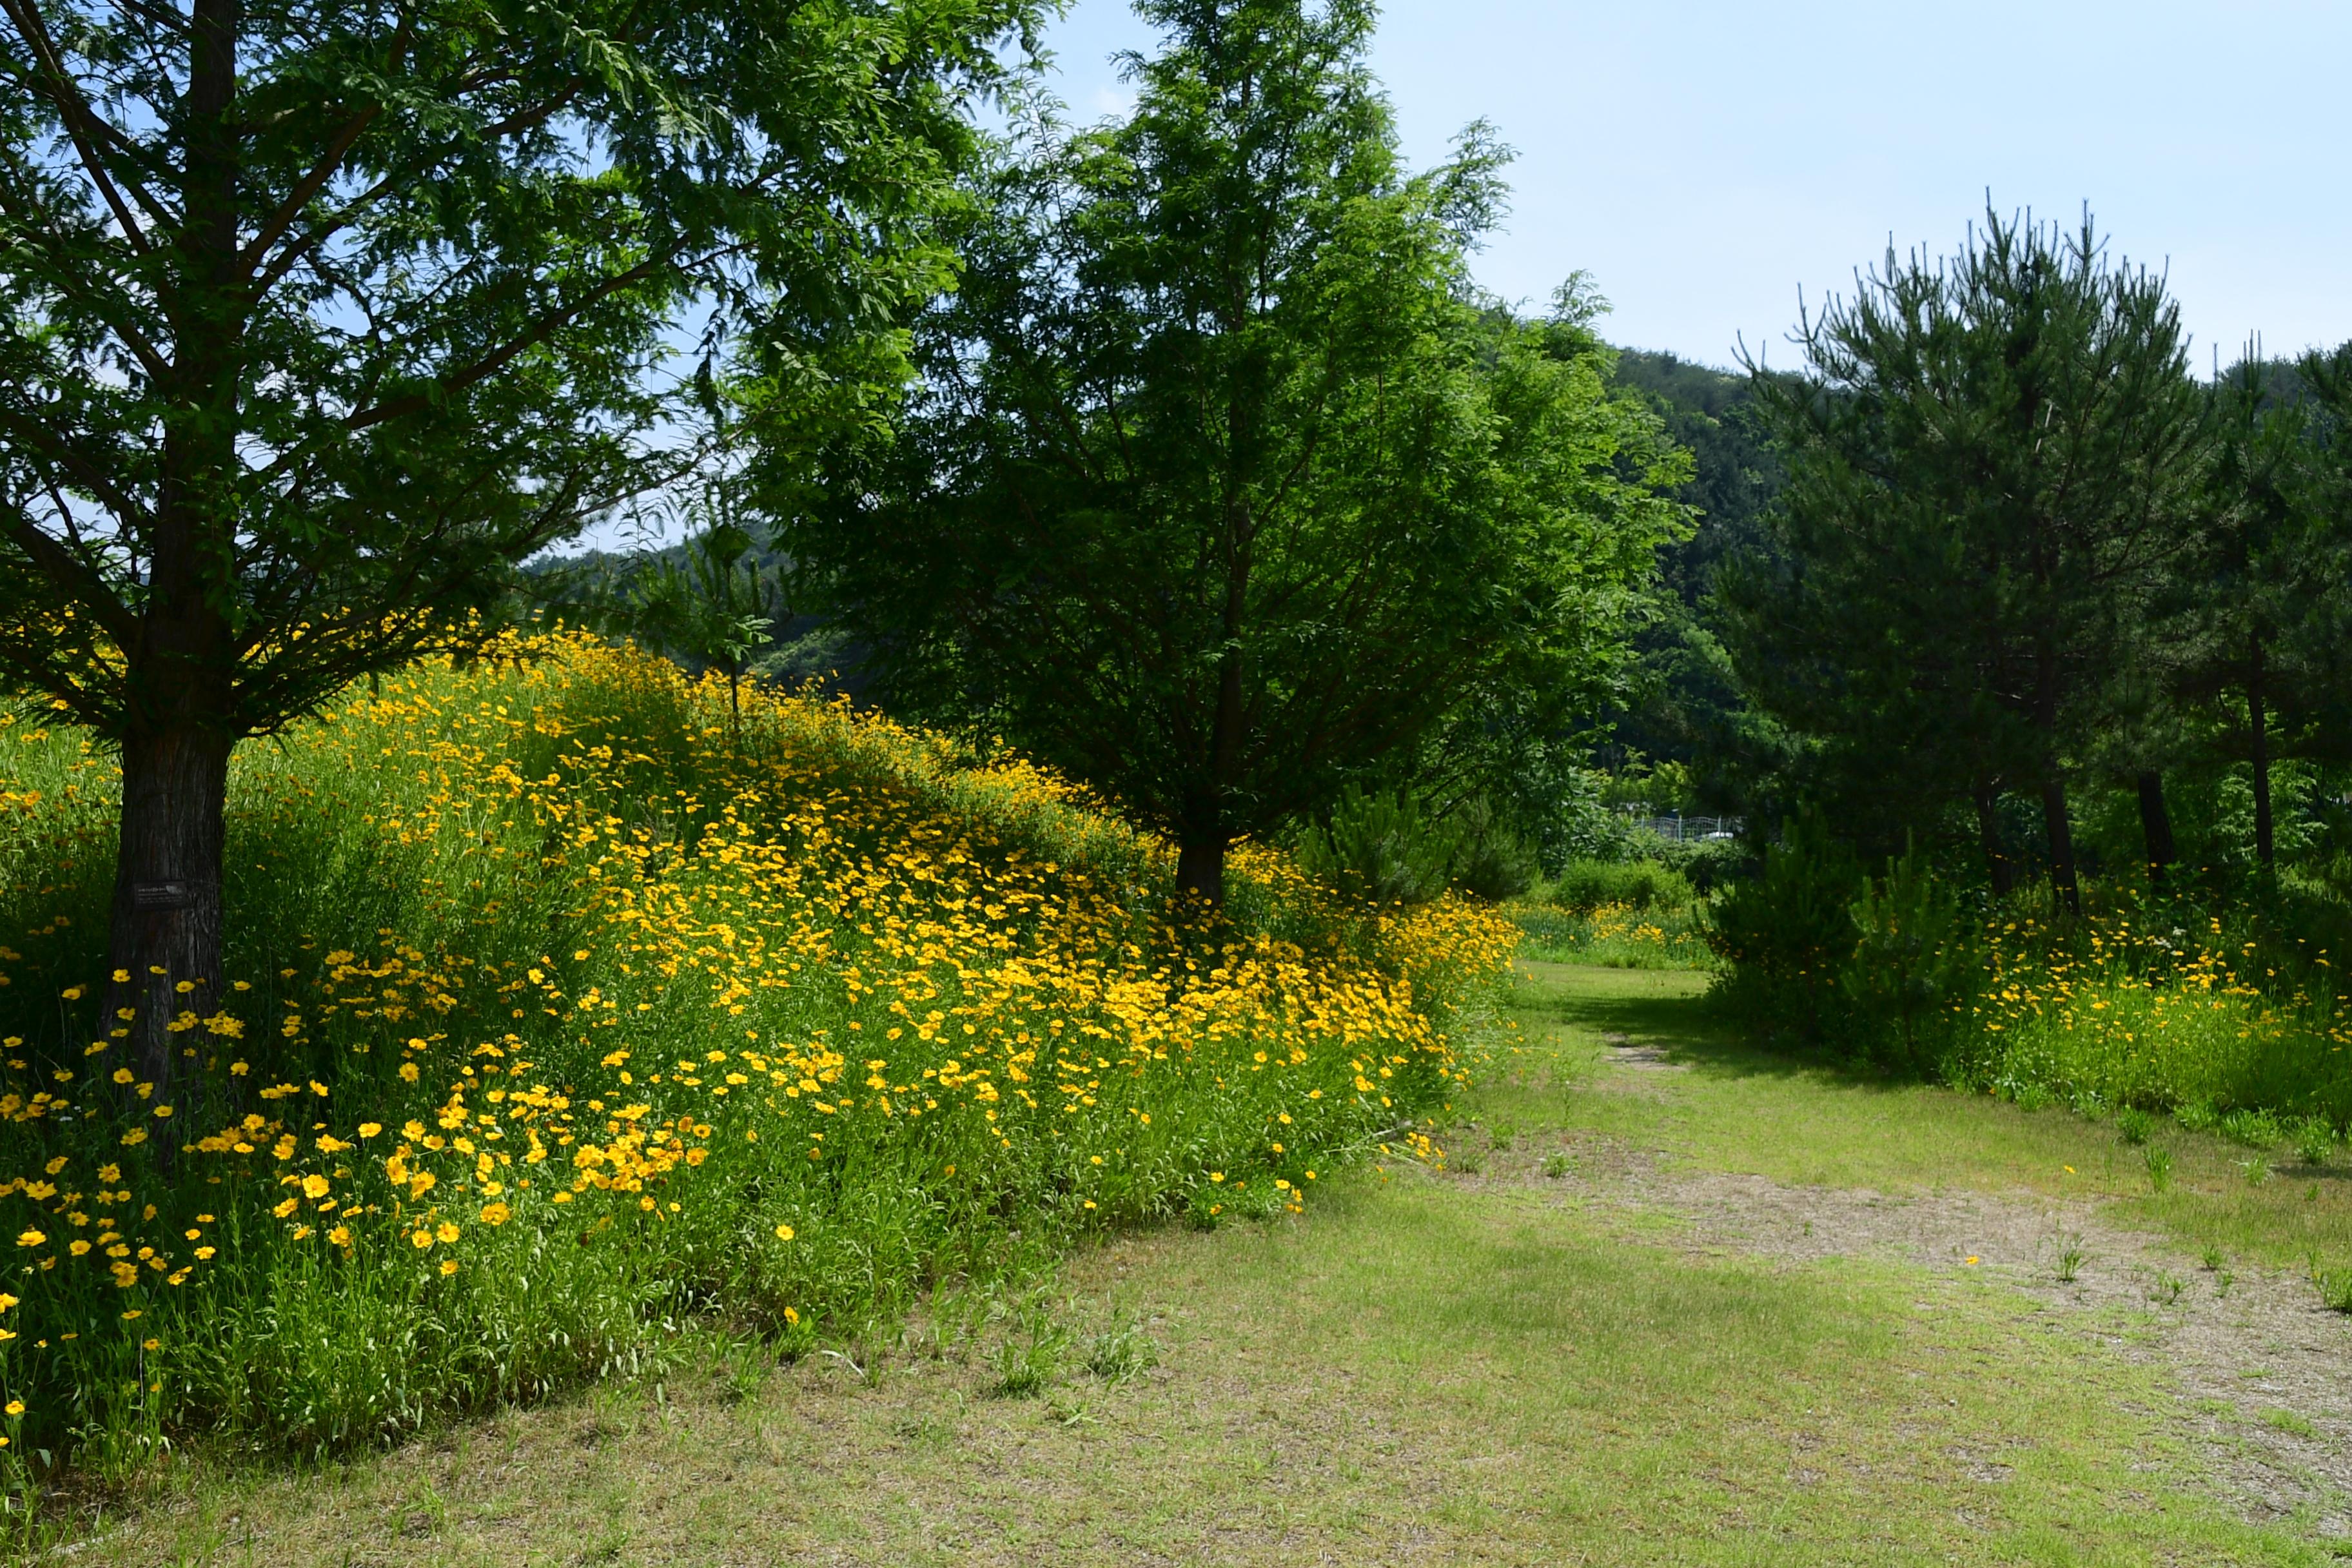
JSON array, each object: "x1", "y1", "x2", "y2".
[{"x1": 84, "y1": 963, "x2": 2352, "y2": 1565}]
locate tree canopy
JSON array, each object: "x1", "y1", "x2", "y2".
[
  {"x1": 0, "y1": 0, "x2": 1036, "y2": 1097},
  {"x1": 779, "y1": 0, "x2": 1689, "y2": 903},
  {"x1": 1720, "y1": 208, "x2": 2206, "y2": 904}
]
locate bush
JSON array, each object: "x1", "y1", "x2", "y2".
[
  {"x1": 1292, "y1": 788, "x2": 1538, "y2": 905},
  {"x1": 1705, "y1": 816, "x2": 1865, "y2": 1042},
  {"x1": 1447, "y1": 798, "x2": 1541, "y2": 903},
  {"x1": 1543, "y1": 859, "x2": 1694, "y2": 913},
  {"x1": 1841, "y1": 839, "x2": 1972, "y2": 1071},
  {"x1": 1292, "y1": 787, "x2": 1458, "y2": 905}
]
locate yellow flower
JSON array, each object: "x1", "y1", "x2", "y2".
[
  {"x1": 409, "y1": 1229, "x2": 434, "y2": 1250},
  {"x1": 328, "y1": 1226, "x2": 351, "y2": 1248},
  {"x1": 435, "y1": 1222, "x2": 460, "y2": 1244},
  {"x1": 300, "y1": 1174, "x2": 329, "y2": 1200},
  {"x1": 358, "y1": 1122, "x2": 383, "y2": 1139},
  {"x1": 438, "y1": 1259, "x2": 458, "y2": 1276},
  {"x1": 4, "y1": 1400, "x2": 21, "y2": 1416},
  {"x1": 773, "y1": 1224, "x2": 794, "y2": 1241},
  {"x1": 14, "y1": 1230, "x2": 41, "y2": 1248},
  {"x1": 479, "y1": 1202, "x2": 511, "y2": 1226}
]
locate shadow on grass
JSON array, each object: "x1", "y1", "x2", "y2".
[{"x1": 1514, "y1": 959, "x2": 1917, "y2": 1095}]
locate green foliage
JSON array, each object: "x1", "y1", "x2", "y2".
[
  {"x1": 1542, "y1": 859, "x2": 1693, "y2": 913},
  {"x1": 2295, "y1": 1116, "x2": 2336, "y2": 1165},
  {"x1": 1720, "y1": 206, "x2": 2206, "y2": 895},
  {"x1": 1292, "y1": 788, "x2": 1458, "y2": 906},
  {"x1": 0, "y1": 0, "x2": 1041, "y2": 1108},
  {"x1": 780, "y1": 0, "x2": 1689, "y2": 901},
  {"x1": 1840, "y1": 841, "x2": 1972, "y2": 1071},
  {"x1": 1704, "y1": 818, "x2": 1865, "y2": 1040},
  {"x1": 1290, "y1": 787, "x2": 1536, "y2": 905}
]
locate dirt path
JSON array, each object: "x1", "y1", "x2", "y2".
[{"x1": 1465, "y1": 995, "x2": 2352, "y2": 1536}]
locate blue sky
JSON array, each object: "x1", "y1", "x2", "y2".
[{"x1": 1040, "y1": 0, "x2": 2352, "y2": 371}]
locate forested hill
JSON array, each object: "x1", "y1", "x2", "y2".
[
  {"x1": 1609, "y1": 349, "x2": 1779, "y2": 605},
  {"x1": 1599, "y1": 349, "x2": 1785, "y2": 789}
]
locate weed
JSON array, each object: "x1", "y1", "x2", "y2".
[
  {"x1": 2115, "y1": 1108, "x2": 2155, "y2": 1146},
  {"x1": 1488, "y1": 1122, "x2": 1516, "y2": 1151},
  {"x1": 2295, "y1": 1117, "x2": 2335, "y2": 1166},
  {"x1": 2215, "y1": 1269, "x2": 2235, "y2": 1298},
  {"x1": 2055, "y1": 1236, "x2": 2084, "y2": 1284},
  {"x1": 2150, "y1": 1271, "x2": 2185, "y2": 1307},
  {"x1": 1541, "y1": 1152, "x2": 1573, "y2": 1180},
  {"x1": 990, "y1": 1301, "x2": 1068, "y2": 1399},
  {"x1": 2145, "y1": 1146, "x2": 2174, "y2": 1192},
  {"x1": 1083, "y1": 1313, "x2": 1160, "y2": 1386},
  {"x1": 2177, "y1": 1101, "x2": 2222, "y2": 1135},
  {"x1": 2221, "y1": 1109, "x2": 2284, "y2": 1149},
  {"x1": 1451, "y1": 1146, "x2": 1485, "y2": 1177},
  {"x1": 2200, "y1": 1243, "x2": 2225, "y2": 1272},
  {"x1": 2313, "y1": 1266, "x2": 2352, "y2": 1314},
  {"x1": 2238, "y1": 1157, "x2": 2273, "y2": 1188},
  {"x1": 2260, "y1": 1407, "x2": 2320, "y2": 1440}
]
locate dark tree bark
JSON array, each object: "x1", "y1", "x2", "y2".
[
  {"x1": 1974, "y1": 783, "x2": 2015, "y2": 897},
  {"x1": 1176, "y1": 835, "x2": 1228, "y2": 906},
  {"x1": 2249, "y1": 632, "x2": 2275, "y2": 871},
  {"x1": 101, "y1": 720, "x2": 233, "y2": 1134},
  {"x1": 2135, "y1": 770, "x2": 2176, "y2": 884},
  {"x1": 2041, "y1": 778, "x2": 2081, "y2": 913}
]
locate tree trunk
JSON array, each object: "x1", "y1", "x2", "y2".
[
  {"x1": 2249, "y1": 632, "x2": 2275, "y2": 871},
  {"x1": 2041, "y1": 778, "x2": 2081, "y2": 914},
  {"x1": 1176, "y1": 835, "x2": 1228, "y2": 907},
  {"x1": 1973, "y1": 783, "x2": 2014, "y2": 897},
  {"x1": 101, "y1": 721, "x2": 233, "y2": 1137},
  {"x1": 2135, "y1": 770, "x2": 2175, "y2": 885}
]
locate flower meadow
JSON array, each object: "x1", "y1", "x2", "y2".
[
  {"x1": 1943, "y1": 906, "x2": 2352, "y2": 1124},
  {"x1": 1507, "y1": 900, "x2": 1711, "y2": 971},
  {"x1": 0, "y1": 632, "x2": 1514, "y2": 1475}
]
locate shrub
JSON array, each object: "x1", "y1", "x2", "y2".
[
  {"x1": 1705, "y1": 816, "x2": 1865, "y2": 1042},
  {"x1": 1293, "y1": 787, "x2": 1458, "y2": 905},
  {"x1": 1542, "y1": 859, "x2": 1693, "y2": 913},
  {"x1": 1841, "y1": 839, "x2": 1972, "y2": 1071},
  {"x1": 1292, "y1": 788, "x2": 1538, "y2": 905}
]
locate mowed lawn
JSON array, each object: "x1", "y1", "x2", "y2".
[{"x1": 82, "y1": 965, "x2": 2344, "y2": 1566}]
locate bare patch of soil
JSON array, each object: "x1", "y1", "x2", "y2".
[{"x1": 1458, "y1": 1101, "x2": 2352, "y2": 1536}]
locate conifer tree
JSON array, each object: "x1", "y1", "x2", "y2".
[{"x1": 1723, "y1": 208, "x2": 2206, "y2": 905}]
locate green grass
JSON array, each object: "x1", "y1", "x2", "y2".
[
  {"x1": 60, "y1": 960, "x2": 2342, "y2": 1563},
  {"x1": 1508, "y1": 961, "x2": 2352, "y2": 1286}
]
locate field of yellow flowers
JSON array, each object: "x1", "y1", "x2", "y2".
[
  {"x1": 0, "y1": 632, "x2": 1514, "y2": 1474},
  {"x1": 1945, "y1": 906, "x2": 2352, "y2": 1123}
]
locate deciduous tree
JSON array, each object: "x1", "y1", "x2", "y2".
[
  {"x1": 0, "y1": 0, "x2": 1033, "y2": 1104},
  {"x1": 783, "y1": 0, "x2": 1687, "y2": 904}
]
